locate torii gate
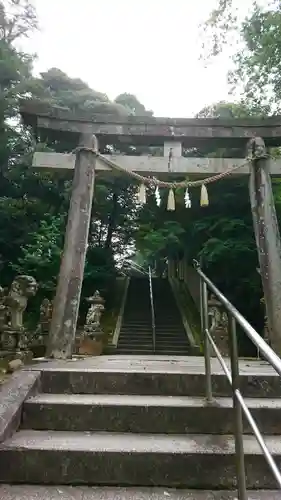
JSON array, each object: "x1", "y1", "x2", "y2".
[{"x1": 20, "y1": 101, "x2": 281, "y2": 358}]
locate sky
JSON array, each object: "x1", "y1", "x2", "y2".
[{"x1": 20, "y1": 0, "x2": 252, "y2": 117}]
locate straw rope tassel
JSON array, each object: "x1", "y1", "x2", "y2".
[
  {"x1": 167, "y1": 188, "x2": 175, "y2": 211},
  {"x1": 138, "y1": 183, "x2": 146, "y2": 204},
  {"x1": 200, "y1": 184, "x2": 209, "y2": 207}
]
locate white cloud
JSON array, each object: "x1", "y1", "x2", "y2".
[{"x1": 19, "y1": 0, "x2": 250, "y2": 117}]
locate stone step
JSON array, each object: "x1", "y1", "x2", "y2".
[
  {"x1": 118, "y1": 335, "x2": 153, "y2": 340},
  {"x1": 22, "y1": 394, "x2": 281, "y2": 435},
  {"x1": 154, "y1": 325, "x2": 187, "y2": 328},
  {"x1": 155, "y1": 348, "x2": 190, "y2": 352},
  {"x1": 0, "y1": 430, "x2": 280, "y2": 488},
  {"x1": 120, "y1": 328, "x2": 153, "y2": 332},
  {"x1": 118, "y1": 339, "x2": 187, "y2": 344},
  {"x1": 115, "y1": 349, "x2": 156, "y2": 355},
  {"x1": 117, "y1": 340, "x2": 154, "y2": 345},
  {"x1": 119, "y1": 330, "x2": 187, "y2": 335},
  {"x1": 38, "y1": 361, "x2": 281, "y2": 397},
  {"x1": 153, "y1": 351, "x2": 193, "y2": 356},
  {"x1": 117, "y1": 345, "x2": 154, "y2": 350},
  {"x1": 116, "y1": 350, "x2": 191, "y2": 355},
  {"x1": 0, "y1": 485, "x2": 279, "y2": 499},
  {"x1": 121, "y1": 321, "x2": 152, "y2": 326},
  {"x1": 155, "y1": 339, "x2": 189, "y2": 344}
]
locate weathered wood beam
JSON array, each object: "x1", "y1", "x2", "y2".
[
  {"x1": 248, "y1": 137, "x2": 281, "y2": 354},
  {"x1": 32, "y1": 152, "x2": 281, "y2": 177},
  {"x1": 46, "y1": 134, "x2": 98, "y2": 359},
  {"x1": 20, "y1": 100, "x2": 281, "y2": 146}
]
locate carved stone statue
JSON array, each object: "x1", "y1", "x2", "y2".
[
  {"x1": 208, "y1": 294, "x2": 229, "y2": 356},
  {"x1": 0, "y1": 275, "x2": 38, "y2": 352},
  {"x1": 6, "y1": 275, "x2": 38, "y2": 331}
]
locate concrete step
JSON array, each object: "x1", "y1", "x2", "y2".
[
  {"x1": 154, "y1": 350, "x2": 191, "y2": 355},
  {"x1": 154, "y1": 347, "x2": 189, "y2": 351},
  {"x1": 119, "y1": 327, "x2": 152, "y2": 330},
  {"x1": 115, "y1": 349, "x2": 156, "y2": 355},
  {"x1": 118, "y1": 339, "x2": 153, "y2": 345},
  {"x1": 22, "y1": 394, "x2": 281, "y2": 435},
  {"x1": 0, "y1": 485, "x2": 279, "y2": 499},
  {"x1": 120, "y1": 330, "x2": 187, "y2": 335},
  {"x1": 116, "y1": 351, "x2": 192, "y2": 355},
  {"x1": 155, "y1": 343, "x2": 189, "y2": 347},
  {"x1": 118, "y1": 333, "x2": 153, "y2": 337},
  {"x1": 155, "y1": 325, "x2": 187, "y2": 329},
  {"x1": 122, "y1": 321, "x2": 156, "y2": 324},
  {"x1": 39, "y1": 361, "x2": 281, "y2": 397},
  {"x1": 155, "y1": 330, "x2": 187, "y2": 334},
  {"x1": 117, "y1": 343, "x2": 154, "y2": 348},
  {"x1": 119, "y1": 330, "x2": 153, "y2": 335},
  {"x1": 118, "y1": 339, "x2": 153, "y2": 343},
  {"x1": 1, "y1": 430, "x2": 281, "y2": 488},
  {"x1": 117, "y1": 343, "x2": 154, "y2": 347},
  {"x1": 155, "y1": 339, "x2": 189, "y2": 344}
]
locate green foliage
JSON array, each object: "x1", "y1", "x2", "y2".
[
  {"x1": 12, "y1": 215, "x2": 64, "y2": 293},
  {"x1": 0, "y1": 0, "x2": 140, "y2": 313},
  {"x1": 229, "y1": 2, "x2": 281, "y2": 110},
  {"x1": 201, "y1": 0, "x2": 238, "y2": 57},
  {"x1": 37, "y1": 68, "x2": 130, "y2": 116},
  {"x1": 115, "y1": 93, "x2": 153, "y2": 116},
  {"x1": 202, "y1": 1, "x2": 281, "y2": 111}
]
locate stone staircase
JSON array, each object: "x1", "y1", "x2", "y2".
[
  {"x1": 153, "y1": 278, "x2": 191, "y2": 355},
  {"x1": 0, "y1": 356, "x2": 280, "y2": 497},
  {"x1": 116, "y1": 277, "x2": 153, "y2": 354},
  {"x1": 116, "y1": 277, "x2": 191, "y2": 355}
]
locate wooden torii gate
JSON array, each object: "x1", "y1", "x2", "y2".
[{"x1": 20, "y1": 101, "x2": 281, "y2": 358}]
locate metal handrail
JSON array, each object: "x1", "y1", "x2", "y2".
[
  {"x1": 193, "y1": 259, "x2": 281, "y2": 499},
  {"x1": 148, "y1": 266, "x2": 156, "y2": 352},
  {"x1": 120, "y1": 260, "x2": 148, "y2": 276}
]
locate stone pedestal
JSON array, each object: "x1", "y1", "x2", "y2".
[
  {"x1": 78, "y1": 291, "x2": 105, "y2": 357},
  {"x1": 78, "y1": 332, "x2": 104, "y2": 356}
]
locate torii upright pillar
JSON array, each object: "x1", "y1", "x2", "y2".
[
  {"x1": 46, "y1": 134, "x2": 98, "y2": 359},
  {"x1": 248, "y1": 137, "x2": 281, "y2": 353}
]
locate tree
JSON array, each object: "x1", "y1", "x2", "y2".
[
  {"x1": 0, "y1": 0, "x2": 43, "y2": 284},
  {"x1": 38, "y1": 68, "x2": 131, "y2": 116},
  {"x1": 0, "y1": 0, "x2": 142, "y2": 304},
  {"x1": 115, "y1": 93, "x2": 153, "y2": 116},
  {"x1": 230, "y1": 2, "x2": 281, "y2": 110},
  {"x1": 202, "y1": 1, "x2": 281, "y2": 111},
  {"x1": 0, "y1": 0, "x2": 37, "y2": 43}
]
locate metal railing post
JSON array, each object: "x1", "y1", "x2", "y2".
[
  {"x1": 193, "y1": 261, "x2": 281, "y2": 490},
  {"x1": 229, "y1": 316, "x2": 247, "y2": 500},
  {"x1": 202, "y1": 279, "x2": 213, "y2": 402},
  {"x1": 149, "y1": 266, "x2": 156, "y2": 353}
]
